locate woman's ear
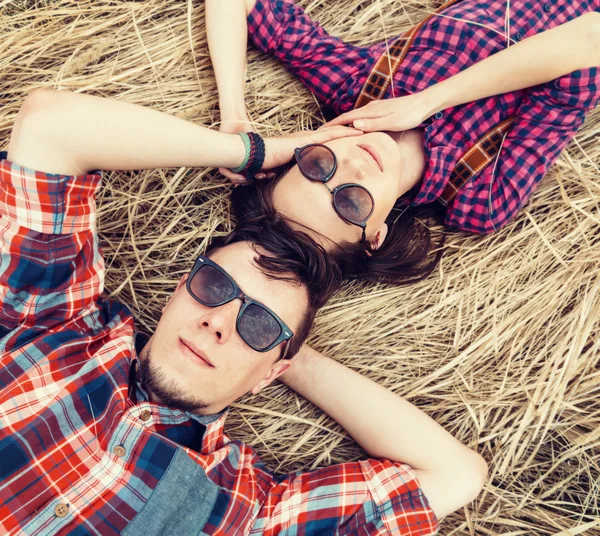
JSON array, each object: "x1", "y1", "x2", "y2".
[{"x1": 369, "y1": 223, "x2": 388, "y2": 250}]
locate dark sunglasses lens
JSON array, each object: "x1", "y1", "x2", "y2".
[
  {"x1": 334, "y1": 186, "x2": 373, "y2": 224},
  {"x1": 189, "y1": 265, "x2": 235, "y2": 305},
  {"x1": 297, "y1": 145, "x2": 335, "y2": 181},
  {"x1": 238, "y1": 303, "x2": 282, "y2": 351}
]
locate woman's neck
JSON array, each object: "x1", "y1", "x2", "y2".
[{"x1": 387, "y1": 129, "x2": 426, "y2": 197}]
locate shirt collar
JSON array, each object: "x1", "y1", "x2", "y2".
[{"x1": 410, "y1": 120, "x2": 461, "y2": 205}]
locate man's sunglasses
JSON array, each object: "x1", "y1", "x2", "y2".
[
  {"x1": 186, "y1": 256, "x2": 294, "y2": 358},
  {"x1": 294, "y1": 144, "x2": 375, "y2": 242}
]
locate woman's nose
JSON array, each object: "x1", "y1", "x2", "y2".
[{"x1": 338, "y1": 154, "x2": 367, "y2": 183}]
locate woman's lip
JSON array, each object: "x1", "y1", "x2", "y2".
[
  {"x1": 357, "y1": 144, "x2": 383, "y2": 172},
  {"x1": 179, "y1": 338, "x2": 214, "y2": 368}
]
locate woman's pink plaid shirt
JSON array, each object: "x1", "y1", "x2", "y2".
[{"x1": 248, "y1": 0, "x2": 600, "y2": 233}]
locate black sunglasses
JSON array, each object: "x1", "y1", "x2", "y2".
[
  {"x1": 186, "y1": 256, "x2": 293, "y2": 358},
  {"x1": 294, "y1": 144, "x2": 375, "y2": 242}
]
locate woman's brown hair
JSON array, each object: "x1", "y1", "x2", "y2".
[
  {"x1": 230, "y1": 173, "x2": 446, "y2": 286},
  {"x1": 213, "y1": 192, "x2": 344, "y2": 358}
]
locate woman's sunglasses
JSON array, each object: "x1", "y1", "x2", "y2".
[
  {"x1": 293, "y1": 144, "x2": 375, "y2": 242},
  {"x1": 186, "y1": 256, "x2": 293, "y2": 358}
]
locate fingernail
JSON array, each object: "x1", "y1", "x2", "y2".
[{"x1": 354, "y1": 121, "x2": 365, "y2": 129}]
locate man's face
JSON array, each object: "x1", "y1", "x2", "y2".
[{"x1": 141, "y1": 241, "x2": 308, "y2": 415}]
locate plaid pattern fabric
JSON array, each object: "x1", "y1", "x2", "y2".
[
  {"x1": 354, "y1": 0, "x2": 461, "y2": 109},
  {"x1": 248, "y1": 0, "x2": 600, "y2": 233},
  {"x1": 439, "y1": 117, "x2": 515, "y2": 205},
  {"x1": 0, "y1": 158, "x2": 438, "y2": 535}
]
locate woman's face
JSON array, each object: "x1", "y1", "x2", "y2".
[{"x1": 272, "y1": 132, "x2": 404, "y2": 249}]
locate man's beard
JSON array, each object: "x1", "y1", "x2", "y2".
[{"x1": 138, "y1": 349, "x2": 209, "y2": 413}]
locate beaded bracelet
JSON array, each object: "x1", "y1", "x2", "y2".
[
  {"x1": 231, "y1": 133, "x2": 252, "y2": 174},
  {"x1": 230, "y1": 132, "x2": 266, "y2": 182}
]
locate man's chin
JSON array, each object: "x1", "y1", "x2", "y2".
[{"x1": 139, "y1": 349, "x2": 209, "y2": 413}]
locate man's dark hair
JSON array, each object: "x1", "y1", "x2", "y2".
[
  {"x1": 207, "y1": 192, "x2": 343, "y2": 359},
  {"x1": 230, "y1": 172, "x2": 446, "y2": 287}
]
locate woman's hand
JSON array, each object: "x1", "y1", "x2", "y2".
[
  {"x1": 261, "y1": 125, "x2": 363, "y2": 175},
  {"x1": 325, "y1": 91, "x2": 439, "y2": 132}
]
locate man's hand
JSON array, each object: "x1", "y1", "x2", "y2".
[
  {"x1": 325, "y1": 92, "x2": 438, "y2": 132},
  {"x1": 219, "y1": 111, "x2": 255, "y2": 184},
  {"x1": 260, "y1": 125, "x2": 363, "y2": 177}
]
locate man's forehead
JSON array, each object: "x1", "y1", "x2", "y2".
[{"x1": 206, "y1": 241, "x2": 307, "y2": 306}]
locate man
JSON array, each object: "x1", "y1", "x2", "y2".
[{"x1": 0, "y1": 89, "x2": 486, "y2": 534}]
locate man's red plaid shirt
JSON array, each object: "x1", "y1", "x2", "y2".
[{"x1": 0, "y1": 156, "x2": 439, "y2": 534}]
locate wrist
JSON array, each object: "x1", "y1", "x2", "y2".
[
  {"x1": 420, "y1": 83, "x2": 450, "y2": 116},
  {"x1": 230, "y1": 132, "x2": 265, "y2": 177},
  {"x1": 219, "y1": 101, "x2": 248, "y2": 120}
]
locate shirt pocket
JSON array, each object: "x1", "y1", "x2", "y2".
[{"x1": 122, "y1": 448, "x2": 219, "y2": 536}]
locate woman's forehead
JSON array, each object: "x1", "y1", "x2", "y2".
[{"x1": 272, "y1": 171, "x2": 362, "y2": 246}]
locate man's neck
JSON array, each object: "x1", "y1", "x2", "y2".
[{"x1": 387, "y1": 129, "x2": 426, "y2": 197}]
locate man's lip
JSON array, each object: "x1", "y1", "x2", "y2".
[
  {"x1": 357, "y1": 144, "x2": 383, "y2": 172},
  {"x1": 179, "y1": 338, "x2": 214, "y2": 368}
]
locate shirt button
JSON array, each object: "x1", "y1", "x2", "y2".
[
  {"x1": 435, "y1": 111, "x2": 443, "y2": 119},
  {"x1": 54, "y1": 504, "x2": 68, "y2": 518},
  {"x1": 140, "y1": 409, "x2": 151, "y2": 422},
  {"x1": 113, "y1": 445, "x2": 126, "y2": 457},
  {"x1": 516, "y1": 31, "x2": 523, "y2": 40},
  {"x1": 431, "y1": 19, "x2": 439, "y2": 28},
  {"x1": 543, "y1": 3, "x2": 551, "y2": 12}
]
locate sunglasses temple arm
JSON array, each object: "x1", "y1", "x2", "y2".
[{"x1": 282, "y1": 338, "x2": 293, "y2": 360}]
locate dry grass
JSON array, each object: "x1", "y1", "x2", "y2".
[{"x1": 1, "y1": 0, "x2": 599, "y2": 534}]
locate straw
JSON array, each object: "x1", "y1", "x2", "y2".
[{"x1": 1, "y1": 1, "x2": 599, "y2": 533}]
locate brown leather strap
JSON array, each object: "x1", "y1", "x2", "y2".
[
  {"x1": 355, "y1": 0, "x2": 517, "y2": 205},
  {"x1": 439, "y1": 117, "x2": 515, "y2": 205},
  {"x1": 355, "y1": 0, "x2": 461, "y2": 109}
]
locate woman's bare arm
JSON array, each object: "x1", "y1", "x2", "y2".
[{"x1": 205, "y1": 0, "x2": 253, "y2": 126}]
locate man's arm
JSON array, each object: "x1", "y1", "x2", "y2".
[
  {"x1": 281, "y1": 345, "x2": 488, "y2": 519},
  {"x1": 7, "y1": 89, "x2": 360, "y2": 177},
  {"x1": 329, "y1": 12, "x2": 600, "y2": 131}
]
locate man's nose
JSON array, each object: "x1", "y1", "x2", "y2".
[{"x1": 197, "y1": 299, "x2": 239, "y2": 344}]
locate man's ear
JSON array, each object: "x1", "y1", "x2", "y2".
[
  {"x1": 175, "y1": 273, "x2": 189, "y2": 291},
  {"x1": 250, "y1": 359, "x2": 293, "y2": 395},
  {"x1": 163, "y1": 274, "x2": 189, "y2": 312},
  {"x1": 369, "y1": 223, "x2": 388, "y2": 251}
]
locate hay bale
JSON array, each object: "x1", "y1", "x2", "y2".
[{"x1": 1, "y1": 1, "x2": 599, "y2": 533}]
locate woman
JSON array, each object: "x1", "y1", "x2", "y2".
[{"x1": 206, "y1": 0, "x2": 600, "y2": 284}]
